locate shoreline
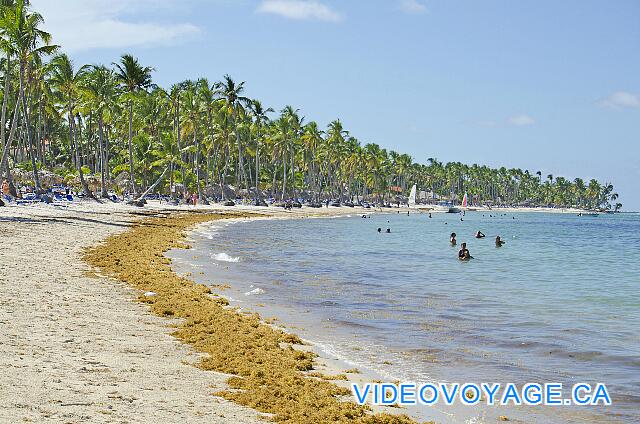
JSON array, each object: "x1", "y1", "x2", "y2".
[
  {"x1": 2, "y1": 200, "x2": 626, "y2": 423},
  {"x1": 172, "y1": 209, "x2": 626, "y2": 424},
  {"x1": 172, "y1": 210, "x2": 521, "y2": 424},
  {"x1": 82, "y1": 207, "x2": 420, "y2": 423}
]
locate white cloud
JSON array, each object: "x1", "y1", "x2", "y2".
[
  {"x1": 32, "y1": 0, "x2": 201, "y2": 53},
  {"x1": 399, "y1": 0, "x2": 428, "y2": 14},
  {"x1": 598, "y1": 91, "x2": 640, "y2": 109},
  {"x1": 257, "y1": 0, "x2": 342, "y2": 22},
  {"x1": 508, "y1": 114, "x2": 535, "y2": 126}
]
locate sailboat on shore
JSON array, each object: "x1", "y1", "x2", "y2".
[
  {"x1": 462, "y1": 193, "x2": 477, "y2": 211},
  {"x1": 448, "y1": 192, "x2": 476, "y2": 213},
  {"x1": 408, "y1": 185, "x2": 417, "y2": 207},
  {"x1": 448, "y1": 192, "x2": 464, "y2": 213}
]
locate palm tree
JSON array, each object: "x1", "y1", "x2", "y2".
[
  {"x1": 0, "y1": 0, "x2": 622, "y2": 210},
  {"x1": 49, "y1": 53, "x2": 94, "y2": 196},
  {"x1": 0, "y1": 0, "x2": 57, "y2": 192},
  {"x1": 214, "y1": 75, "x2": 250, "y2": 190},
  {"x1": 301, "y1": 121, "x2": 323, "y2": 200},
  {"x1": 281, "y1": 106, "x2": 301, "y2": 199},
  {"x1": 83, "y1": 65, "x2": 119, "y2": 197},
  {"x1": 248, "y1": 99, "x2": 273, "y2": 197},
  {"x1": 114, "y1": 54, "x2": 153, "y2": 194},
  {"x1": 181, "y1": 81, "x2": 204, "y2": 200}
]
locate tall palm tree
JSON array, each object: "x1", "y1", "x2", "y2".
[
  {"x1": 281, "y1": 106, "x2": 301, "y2": 199},
  {"x1": 181, "y1": 81, "x2": 204, "y2": 200},
  {"x1": 48, "y1": 53, "x2": 94, "y2": 196},
  {"x1": 0, "y1": 0, "x2": 57, "y2": 192},
  {"x1": 214, "y1": 75, "x2": 250, "y2": 189},
  {"x1": 248, "y1": 99, "x2": 273, "y2": 197},
  {"x1": 83, "y1": 65, "x2": 119, "y2": 197},
  {"x1": 114, "y1": 54, "x2": 153, "y2": 194}
]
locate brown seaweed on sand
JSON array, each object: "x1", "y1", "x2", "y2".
[{"x1": 85, "y1": 212, "x2": 426, "y2": 424}]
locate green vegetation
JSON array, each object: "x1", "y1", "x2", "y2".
[{"x1": 0, "y1": 1, "x2": 621, "y2": 211}]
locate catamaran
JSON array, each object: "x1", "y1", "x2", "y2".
[{"x1": 408, "y1": 184, "x2": 417, "y2": 207}]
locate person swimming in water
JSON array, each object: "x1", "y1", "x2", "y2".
[
  {"x1": 475, "y1": 231, "x2": 485, "y2": 238},
  {"x1": 429, "y1": 213, "x2": 432, "y2": 218},
  {"x1": 386, "y1": 228, "x2": 391, "y2": 233},
  {"x1": 450, "y1": 232, "x2": 457, "y2": 245},
  {"x1": 377, "y1": 227, "x2": 382, "y2": 233},
  {"x1": 495, "y1": 235, "x2": 505, "y2": 246},
  {"x1": 458, "y1": 242, "x2": 473, "y2": 260}
]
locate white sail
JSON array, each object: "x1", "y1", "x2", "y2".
[{"x1": 409, "y1": 184, "x2": 417, "y2": 207}]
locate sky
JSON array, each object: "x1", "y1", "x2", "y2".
[{"x1": 32, "y1": 0, "x2": 640, "y2": 210}]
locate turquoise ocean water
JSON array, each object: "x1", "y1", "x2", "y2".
[{"x1": 169, "y1": 211, "x2": 640, "y2": 423}]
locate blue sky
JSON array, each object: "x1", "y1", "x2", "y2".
[{"x1": 33, "y1": 0, "x2": 640, "y2": 209}]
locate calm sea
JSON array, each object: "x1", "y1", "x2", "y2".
[{"x1": 169, "y1": 211, "x2": 640, "y2": 423}]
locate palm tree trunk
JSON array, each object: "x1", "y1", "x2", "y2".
[
  {"x1": 255, "y1": 133, "x2": 260, "y2": 198},
  {"x1": 282, "y1": 150, "x2": 287, "y2": 200},
  {"x1": 232, "y1": 108, "x2": 245, "y2": 189},
  {"x1": 18, "y1": 62, "x2": 42, "y2": 193},
  {"x1": 127, "y1": 99, "x2": 135, "y2": 194},
  {"x1": 0, "y1": 55, "x2": 10, "y2": 167},
  {"x1": 98, "y1": 114, "x2": 108, "y2": 197},
  {"x1": 70, "y1": 111, "x2": 92, "y2": 197},
  {"x1": 176, "y1": 97, "x2": 185, "y2": 195},
  {"x1": 2, "y1": 87, "x2": 21, "y2": 189},
  {"x1": 221, "y1": 141, "x2": 230, "y2": 201},
  {"x1": 194, "y1": 126, "x2": 203, "y2": 200},
  {"x1": 290, "y1": 145, "x2": 295, "y2": 200},
  {"x1": 271, "y1": 160, "x2": 277, "y2": 198}
]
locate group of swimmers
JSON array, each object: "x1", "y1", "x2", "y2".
[
  {"x1": 450, "y1": 231, "x2": 505, "y2": 261},
  {"x1": 377, "y1": 219, "x2": 392, "y2": 233},
  {"x1": 374, "y1": 211, "x2": 508, "y2": 260}
]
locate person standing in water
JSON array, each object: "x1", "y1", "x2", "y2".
[
  {"x1": 450, "y1": 233, "x2": 457, "y2": 245},
  {"x1": 458, "y1": 242, "x2": 473, "y2": 260},
  {"x1": 495, "y1": 236, "x2": 505, "y2": 246}
]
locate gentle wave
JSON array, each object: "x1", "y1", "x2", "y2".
[{"x1": 212, "y1": 252, "x2": 240, "y2": 262}]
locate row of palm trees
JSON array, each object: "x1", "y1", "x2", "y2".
[{"x1": 0, "y1": 0, "x2": 621, "y2": 211}]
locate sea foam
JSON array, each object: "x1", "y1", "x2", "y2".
[
  {"x1": 213, "y1": 252, "x2": 240, "y2": 263},
  {"x1": 245, "y1": 287, "x2": 265, "y2": 296}
]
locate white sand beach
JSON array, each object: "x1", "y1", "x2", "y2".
[
  {"x1": 0, "y1": 203, "x2": 264, "y2": 423},
  {"x1": 0, "y1": 200, "x2": 397, "y2": 423}
]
